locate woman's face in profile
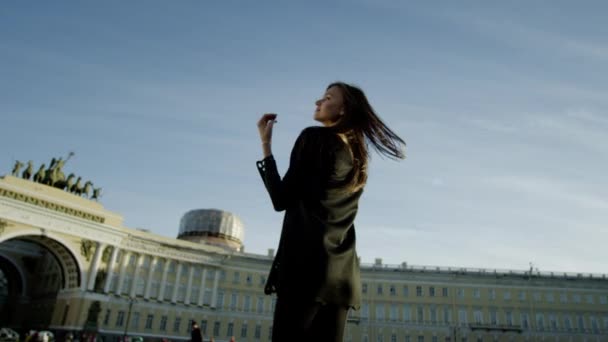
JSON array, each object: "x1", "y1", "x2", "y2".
[{"x1": 314, "y1": 86, "x2": 345, "y2": 127}]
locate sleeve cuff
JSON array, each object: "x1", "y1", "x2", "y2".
[{"x1": 256, "y1": 155, "x2": 275, "y2": 172}]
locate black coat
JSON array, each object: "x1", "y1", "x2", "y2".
[{"x1": 256, "y1": 126, "x2": 362, "y2": 309}]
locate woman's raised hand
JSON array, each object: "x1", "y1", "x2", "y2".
[{"x1": 257, "y1": 113, "x2": 278, "y2": 144}]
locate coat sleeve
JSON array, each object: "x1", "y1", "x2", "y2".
[{"x1": 256, "y1": 127, "x2": 331, "y2": 211}]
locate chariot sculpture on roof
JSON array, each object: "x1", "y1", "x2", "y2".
[{"x1": 10, "y1": 152, "x2": 103, "y2": 201}]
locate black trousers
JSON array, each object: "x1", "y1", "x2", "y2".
[{"x1": 271, "y1": 296, "x2": 349, "y2": 342}]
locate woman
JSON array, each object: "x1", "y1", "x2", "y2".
[{"x1": 256, "y1": 82, "x2": 405, "y2": 342}]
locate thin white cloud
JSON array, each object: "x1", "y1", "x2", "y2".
[{"x1": 483, "y1": 175, "x2": 608, "y2": 211}]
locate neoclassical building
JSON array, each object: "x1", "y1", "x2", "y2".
[{"x1": 0, "y1": 173, "x2": 607, "y2": 342}]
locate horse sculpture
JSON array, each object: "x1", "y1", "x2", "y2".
[
  {"x1": 12, "y1": 161, "x2": 24, "y2": 177},
  {"x1": 21, "y1": 161, "x2": 33, "y2": 180},
  {"x1": 82, "y1": 181, "x2": 93, "y2": 198},
  {"x1": 92, "y1": 188, "x2": 102, "y2": 201},
  {"x1": 70, "y1": 177, "x2": 82, "y2": 195},
  {"x1": 33, "y1": 164, "x2": 46, "y2": 183}
]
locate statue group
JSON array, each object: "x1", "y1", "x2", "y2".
[{"x1": 11, "y1": 154, "x2": 102, "y2": 201}]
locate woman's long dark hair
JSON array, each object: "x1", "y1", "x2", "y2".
[{"x1": 327, "y1": 82, "x2": 406, "y2": 192}]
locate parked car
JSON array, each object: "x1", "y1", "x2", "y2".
[{"x1": 0, "y1": 327, "x2": 19, "y2": 342}]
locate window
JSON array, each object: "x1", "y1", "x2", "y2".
[
  {"x1": 505, "y1": 311, "x2": 512, "y2": 325},
  {"x1": 233, "y1": 271, "x2": 240, "y2": 283},
  {"x1": 131, "y1": 312, "x2": 140, "y2": 329},
  {"x1": 116, "y1": 311, "x2": 125, "y2": 327},
  {"x1": 560, "y1": 292, "x2": 568, "y2": 303},
  {"x1": 430, "y1": 306, "x2": 437, "y2": 323},
  {"x1": 488, "y1": 289, "x2": 495, "y2": 300},
  {"x1": 164, "y1": 284, "x2": 173, "y2": 300},
  {"x1": 403, "y1": 286, "x2": 409, "y2": 297},
  {"x1": 391, "y1": 334, "x2": 397, "y2": 342},
  {"x1": 416, "y1": 286, "x2": 424, "y2": 297},
  {"x1": 159, "y1": 316, "x2": 167, "y2": 331},
  {"x1": 443, "y1": 306, "x2": 452, "y2": 323},
  {"x1": 518, "y1": 291, "x2": 526, "y2": 301},
  {"x1": 155, "y1": 259, "x2": 164, "y2": 272},
  {"x1": 268, "y1": 326, "x2": 273, "y2": 339},
  {"x1": 213, "y1": 321, "x2": 221, "y2": 337},
  {"x1": 458, "y1": 309, "x2": 467, "y2": 325},
  {"x1": 136, "y1": 278, "x2": 145, "y2": 296},
  {"x1": 191, "y1": 288, "x2": 199, "y2": 303},
  {"x1": 362, "y1": 283, "x2": 368, "y2": 294},
  {"x1": 577, "y1": 315, "x2": 585, "y2": 330},
  {"x1": 417, "y1": 305, "x2": 424, "y2": 323},
  {"x1": 216, "y1": 291, "x2": 224, "y2": 308},
  {"x1": 230, "y1": 292, "x2": 238, "y2": 310},
  {"x1": 390, "y1": 304, "x2": 398, "y2": 321},
  {"x1": 203, "y1": 288, "x2": 212, "y2": 305},
  {"x1": 227, "y1": 322, "x2": 234, "y2": 337},
  {"x1": 473, "y1": 288, "x2": 480, "y2": 299},
  {"x1": 241, "y1": 322, "x2": 248, "y2": 338},
  {"x1": 361, "y1": 303, "x2": 369, "y2": 319},
  {"x1": 256, "y1": 296, "x2": 264, "y2": 313},
  {"x1": 200, "y1": 320, "x2": 207, "y2": 334},
  {"x1": 246, "y1": 274, "x2": 252, "y2": 285},
  {"x1": 521, "y1": 313, "x2": 529, "y2": 329},
  {"x1": 533, "y1": 292, "x2": 541, "y2": 302},
  {"x1": 600, "y1": 295, "x2": 607, "y2": 304},
  {"x1": 474, "y1": 310, "x2": 483, "y2": 324},
  {"x1": 405, "y1": 336, "x2": 410, "y2": 342},
  {"x1": 489, "y1": 310, "x2": 497, "y2": 325},
  {"x1": 586, "y1": 294, "x2": 594, "y2": 304},
  {"x1": 103, "y1": 309, "x2": 110, "y2": 325},
  {"x1": 145, "y1": 314, "x2": 154, "y2": 329},
  {"x1": 418, "y1": 336, "x2": 424, "y2": 342},
  {"x1": 259, "y1": 275, "x2": 266, "y2": 285},
  {"x1": 403, "y1": 304, "x2": 411, "y2": 321},
  {"x1": 564, "y1": 316, "x2": 572, "y2": 331},
  {"x1": 503, "y1": 291, "x2": 511, "y2": 301},
  {"x1": 390, "y1": 285, "x2": 396, "y2": 296},
  {"x1": 591, "y1": 316, "x2": 599, "y2": 333},
  {"x1": 376, "y1": 304, "x2": 385, "y2": 321},
  {"x1": 546, "y1": 293, "x2": 554, "y2": 303},
  {"x1": 536, "y1": 313, "x2": 545, "y2": 331},
  {"x1": 173, "y1": 317, "x2": 181, "y2": 332},
  {"x1": 178, "y1": 285, "x2": 187, "y2": 302},
  {"x1": 573, "y1": 294, "x2": 581, "y2": 303},
  {"x1": 254, "y1": 324, "x2": 261, "y2": 339},
  {"x1": 377, "y1": 284, "x2": 383, "y2": 295},
  {"x1": 243, "y1": 295, "x2": 251, "y2": 312},
  {"x1": 442, "y1": 287, "x2": 448, "y2": 297},
  {"x1": 549, "y1": 314, "x2": 558, "y2": 330},
  {"x1": 168, "y1": 261, "x2": 176, "y2": 273},
  {"x1": 457, "y1": 288, "x2": 464, "y2": 299}
]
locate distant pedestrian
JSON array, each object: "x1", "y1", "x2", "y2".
[{"x1": 191, "y1": 321, "x2": 203, "y2": 342}]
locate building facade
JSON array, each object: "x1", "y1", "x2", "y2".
[{"x1": 0, "y1": 174, "x2": 607, "y2": 342}]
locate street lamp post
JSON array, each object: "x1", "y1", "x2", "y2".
[{"x1": 123, "y1": 297, "x2": 137, "y2": 342}]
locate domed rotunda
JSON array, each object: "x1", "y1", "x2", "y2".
[{"x1": 177, "y1": 209, "x2": 244, "y2": 251}]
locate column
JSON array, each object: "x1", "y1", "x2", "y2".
[
  {"x1": 210, "y1": 269, "x2": 219, "y2": 308},
  {"x1": 157, "y1": 259, "x2": 171, "y2": 302},
  {"x1": 87, "y1": 242, "x2": 106, "y2": 291},
  {"x1": 185, "y1": 264, "x2": 195, "y2": 305},
  {"x1": 144, "y1": 256, "x2": 159, "y2": 300},
  {"x1": 116, "y1": 251, "x2": 131, "y2": 295},
  {"x1": 104, "y1": 247, "x2": 120, "y2": 293},
  {"x1": 197, "y1": 268, "x2": 208, "y2": 306},
  {"x1": 171, "y1": 262, "x2": 183, "y2": 303},
  {"x1": 129, "y1": 254, "x2": 145, "y2": 298}
]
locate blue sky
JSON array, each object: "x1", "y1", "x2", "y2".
[{"x1": 2, "y1": 1, "x2": 607, "y2": 274}]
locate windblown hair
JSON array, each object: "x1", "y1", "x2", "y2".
[{"x1": 327, "y1": 82, "x2": 406, "y2": 192}]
